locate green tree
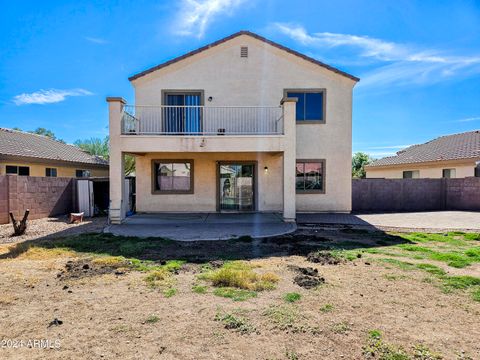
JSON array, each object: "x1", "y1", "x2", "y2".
[
  {"x1": 74, "y1": 136, "x2": 135, "y2": 176},
  {"x1": 29, "y1": 127, "x2": 65, "y2": 142},
  {"x1": 352, "y1": 152, "x2": 374, "y2": 178},
  {"x1": 74, "y1": 137, "x2": 109, "y2": 158}
]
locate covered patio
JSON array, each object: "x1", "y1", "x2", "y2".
[{"x1": 105, "y1": 212, "x2": 296, "y2": 241}]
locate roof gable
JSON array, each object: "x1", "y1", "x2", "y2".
[{"x1": 128, "y1": 30, "x2": 359, "y2": 82}]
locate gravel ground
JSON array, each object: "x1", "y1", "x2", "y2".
[{"x1": 0, "y1": 216, "x2": 107, "y2": 245}]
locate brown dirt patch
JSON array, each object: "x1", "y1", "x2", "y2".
[
  {"x1": 0, "y1": 216, "x2": 106, "y2": 245},
  {"x1": 0, "y1": 229, "x2": 479, "y2": 359}
]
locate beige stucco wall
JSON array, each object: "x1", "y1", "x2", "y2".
[
  {"x1": 129, "y1": 34, "x2": 355, "y2": 212},
  {"x1": 0, "y1": 161, "x2": 109, "y2": 178},
  {"x1": 135, "y1": 152, "x2": 283, "y2": 212},
  {"x1": 366, "y1": 161, "x2": 477, "y2": 179}
]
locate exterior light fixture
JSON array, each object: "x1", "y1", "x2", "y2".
[
  {"x1": 208, "y1": 96, "x2": 213, "y2": 102},
  {"x1": 264, "y1": 166, "x2": 268, "y2": 173}
]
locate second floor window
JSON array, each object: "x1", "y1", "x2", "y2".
[{"x1": 286, "y1": 90, "x2": 325, "y2": 123}]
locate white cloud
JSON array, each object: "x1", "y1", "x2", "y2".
[
  {"x1": 174, "y1": 0, "x2": 245, "y2": 38},
  {"x1": 85, "y1": 36, "x2": 108, "y2": 44},
  {"x1": 456, "y1": 116, "x2": 480, "y2": 122},
  {"x1": 273, "y1": 23, "x2": 480, "y2": 89},
  {"x1": 13, "y1": 89, "x2": 93, "y2": 105}
]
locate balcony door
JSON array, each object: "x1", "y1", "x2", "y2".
[
  {"x1": 164, "y1": 92, "x2": 202, "y2": 134},
  {"x1": 218, "y1": 162, "x2": 255, "y2": 212}
]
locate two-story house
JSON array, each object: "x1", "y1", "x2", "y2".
[{"x1": 107, "y1": 31, "x2": 359, "y2": 224}]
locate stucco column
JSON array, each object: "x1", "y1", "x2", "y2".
[
  {"x1": 281, "y1": 97, "x2": 297, "y2": 222},
  {"x1": 107, "y1": 97, "x2": 126, "y2": 224}
]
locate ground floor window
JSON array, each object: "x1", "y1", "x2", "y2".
[
  {"x1": 442, "y1": 168, "x2": 456, "y2": 178},
  {"x1": 475, "y1": 163, "x2": 480, "y2": 177},
  {"x1": 403, "y1": 170, "x2": 419, "y2": 179},
  {"x1": 76, "y1": 169, "x2": 91, "y2": 178},
  {"x1": 296, "y1": 160, "x2": 325, "y2": 193},
  {"x1": 152, "y1": 160, "x2": 193, "y2": 194},
  {"x1": 6, "y1": 165, "x2": 30, "y2": 176},
  {"x1": 46, "y1": 168, "x2": 57, "y2": 177}
]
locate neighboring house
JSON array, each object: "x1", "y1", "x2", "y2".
[
  {"x1": 107, "y1": 31, "x2": 359, "y2": 223},
  {"x1": 365, "y1": 130, "x2": 480, "y2": 179},
  {"x1": 0, "y1": 128, "x2": 109, "y2": 177}
]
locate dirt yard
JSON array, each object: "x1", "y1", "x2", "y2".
[{"x1": 0, "y1": 225, "x2": 479, "y2": 359}]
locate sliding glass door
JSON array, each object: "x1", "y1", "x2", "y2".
[
  {"x1": 164, "y1": 92, "x2": 202, "y2": 134},
  {"x1": 218, "y1": 163, "x2": 255, "y2": 211}
]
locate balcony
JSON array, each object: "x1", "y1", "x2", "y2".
[{"x1": 121, "y1": 105, "x2": 284, "y2": 136}]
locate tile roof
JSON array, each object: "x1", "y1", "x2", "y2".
[
  {"x1": 368, "y1": 130, "x2": 480, "y2": 167},
  {"x1": 0, "y1": 128, "x2": 109, "y2": 167},
  {"x1": 128, "y1": 30, "x2": 360, "y2": 82}
]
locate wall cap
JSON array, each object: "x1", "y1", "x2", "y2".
[
  {"x1": 280, "y1": 97, "x2": 298, "y2": 105},
  {"x1": 106, "y1": 97, "x2": 127, "y2": 104}
]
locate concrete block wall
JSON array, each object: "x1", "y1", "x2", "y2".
[
  {"x1": 353, "y1": 177, "x2": 480, "y2": 212},
  {"x1": 0, "y1": 175, "x2": 74, "y2": 224}
]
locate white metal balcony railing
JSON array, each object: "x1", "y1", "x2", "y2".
[{"x1": 121, "y1": 105, "x2": 284, "y2": 136}]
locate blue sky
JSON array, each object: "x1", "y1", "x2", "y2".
[{"x1": 1, "y1": 0, "x2": 480, "y2": 157}]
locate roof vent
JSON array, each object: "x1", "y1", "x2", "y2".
[{"x1": 240, "y1": 46, "x2": 248, "y2": 58}]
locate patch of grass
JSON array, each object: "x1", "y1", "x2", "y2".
[
  {"x1": 331, "y1": 321, "x2": 351, "y2": 334},
  {"x1": 17, "y1": 246, "x2": 75, "y2": 260},
  {"x1": 283, "y1": 292, "x2": 301, "y2": 303},
  {"x1": 399, "y1": 232, "x2": 468, "y2": 246},
  {"x1": 412, "y1": 344, "x2": 442, "y2": 359},
  {"x1": 472, "y1": 287, "x2": 480, "y2": 302},
  {"x1": 378, "y1": 258, "x2": 416, "y2": 270},
  {"x1": 145, "y1": 315, "x2": 160, "y2": 324},
  {"x1": 200, "y1": 261, "x2": 279, "y2": 291},
  {"x1": 319, "y1": 304, "x2": 334, "y2": 313},
  {"x1": 363, "y1": 330, "x2": 409, "y2": 360},
  {"x1": 415, "y1": 264, "x2": 446, "y2": 276},
  {"x1": 163, "y1": 288, "x2": 177, "y2": 298},
  {"x1": 463, "y1": 233, "x2": 480, "y2": 241},
  {"x1": 378, "y1": 258, "x2": 480, "y2": 302},
  {"x1": 144, "y1": 269, "x2": 173, "y2": 289},
  {"x1": 285, "y1": 349, "x2": 299, "y2": 360},
  {"x1": 91, "y1": 256, "x2": 128, "y2": 267},
  {"x1": 214, "y1": 310, "x2": 255, "y2": 334},
  {"x1": 6, "y1": 233, "x2": 173, "y2": 260},
  {"x1": 441, "y1": 275, "x2": 480, "y2": 290},
  {"x1": 213, "y1": 287, "x2": 257, "y2": 301},
  {"x1": 264, "y1": 304, "x2": 305, "y2": 332},
  {"x1": 192, "y1": 285, "x2": 208, "y2": 294}
]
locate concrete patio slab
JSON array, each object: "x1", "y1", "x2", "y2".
[
  {"x1": 105, "y1": 213, "x2": 296, "y2": 241},
  {"x1": 297, "y1": 211, "x2": 480, "y2": 231}
]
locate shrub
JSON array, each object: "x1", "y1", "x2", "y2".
[
  {"x1": 284, "y1": 292, "x2": 301, "y2": 303},
  {"x1": 202, "y1": 261, "x2": 279, "y2": 291}
]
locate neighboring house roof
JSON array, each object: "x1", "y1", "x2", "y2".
[
  {"x1": 0, "y1": 128, "x2": 109, "y2": 167},
  {"x1": 128, "y1": 30, "x2": 360, "y2": 82},
  {"x1": 367, "y1": 130, "x2": 480, "y2": 168}
]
